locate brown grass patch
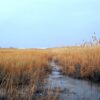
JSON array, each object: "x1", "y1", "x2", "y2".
[
  {"x1": 0, "y1": 49, "x2": 52, "y2": 99},
  {"x1": 52, "y1": 46, "x2": 100, "y2": 81}
]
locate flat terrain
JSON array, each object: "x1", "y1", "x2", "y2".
[{"x1": 0, "y1": 46, "x2": 100, "y2": 100}]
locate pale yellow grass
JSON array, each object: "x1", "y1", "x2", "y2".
[
  {"x1": 51, "y1": 46, "x2": 100, "y2": 81},
  {"x1": 0, "y1": 49, "x2": 52, "y2": 99}
]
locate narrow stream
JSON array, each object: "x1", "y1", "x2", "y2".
[{"x1": 44, "y1": 61, "x2": 100, "y2": 100}]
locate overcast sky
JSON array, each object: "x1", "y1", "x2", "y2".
[{"x1": 0, "y1": 0, "x2": 100, "y2": 48}]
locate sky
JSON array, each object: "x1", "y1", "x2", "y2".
[{"x1": 0, "y1": 0, "x2": 100, "y2": 48}]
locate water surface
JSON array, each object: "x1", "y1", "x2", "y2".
[{"x1": 44, "y1": 62, "x2": 100, "y2": 100}]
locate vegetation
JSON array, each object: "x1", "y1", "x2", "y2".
[
  {"x1": 0, "y1": 33, "x2": 100, "y2": 99},
  {"x1": 52, "y1": 46, "x2": 100, "y2": 81},
  {"x1": 0, "y1": 49, "x2": 52, "y2": 100},
  {"x1": 51, "y1": 33, "x2": 100, "y2": 82}
]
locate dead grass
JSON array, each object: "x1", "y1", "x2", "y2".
[
  {"x1": 0, "y1": 49, "x2": 52, "y2": 100},
  {"x1": 52, "y1": 46, "x2": 100, "y2": 82},
  {"x1": 50, "y1": 34, "x2": 100, "y2": 82},
  {"x1": 0, "y1": 33, "x2": 99, "y2": 99}
]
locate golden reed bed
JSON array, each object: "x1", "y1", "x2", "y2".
[
  {"x1": 0, "y1": 34, "x2": 99, "y2": 99},
  {"x1": 0, "y1": 49, "x2": 52, "y2": 100},
  {"x1": 50, "y1": 46, "x2": 100, "y2": 82}
]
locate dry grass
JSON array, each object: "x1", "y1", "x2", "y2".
[
  {"x1": 50, "y1": 34, "x2": 100, "y2": 82},
  {"x1": 0, "y1": 33, "x2": 99, "y2": 99},
  {"x1": 0, "y1": 49, "x2": 52, "y2": 100},
  {"x1": 51, "y1": 43, "x2": 100, "y2": 82}
]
